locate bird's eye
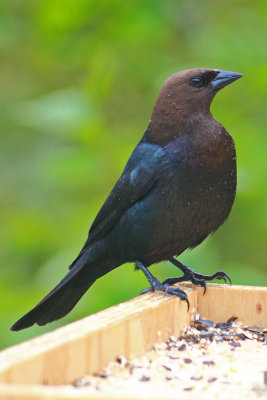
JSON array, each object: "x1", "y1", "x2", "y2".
[{"x1": 190, "y1": 77, "x2": 204, "y2": 88}]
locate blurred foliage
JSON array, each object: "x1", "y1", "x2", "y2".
[{"x1": 0, "y1": 0, "x2": 266, "y2": 349}]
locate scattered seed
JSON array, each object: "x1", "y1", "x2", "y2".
[
  {"x1": 184, "y1": 358, "x2": 192, "y2": 364},
  {"x1": 199, "y1": 331, "x2": 216, "y2": 339},
  {"x1": 196, "y1": 325, "x2": 207, "y2": 332},
  {"x1": 162, "y1": 364, "x2": 172, "y2": 371},
  {"x1": 184, "y1": 334, "x2": 200, "y2": 343},
  {"x1": 203, "y1": 360, "x2": 215, "y2": 366},
  {"x1": 215, "y1": 322, "x2": 233, "y2": 329},
  {"x1": 246, "y1": 326, "x2": 261, "y2": 333},
  {"x1": 116, "y1": 356, "x2": 127, "y2": 366},
  {"x1": 71, "y1": 315, "x2": 266, "y2": 394},
  {"x1": 229, "y1": 341, "x2": 241, "y2": 348},
  {"x1": 191, "y1": 375, "x2": 203, "y2": 381},
  {"x1": 195, "y1": 318, "x2": 214, "y2": 328},
  {"x1": 208, "y1": 377, "x2": 217, "y2": 383},
  {"x1": 139, "y1": 376, "x2": 150, "y2": 382},
  {"x1": 165, "y1": 375, "x2": 179, "y2": 381},
  {"x1": 242, "y1": 331, "x2": 254, "y2": 340},
  {"x1": 236, "y1": 333, "x2": 247, "y2": 340},
  {"x1": 95, "y1": 372, "x2": 108, "y2": 379},
  {"x1": 221, "y1": 335, "x2": 234, "y2": 341},
  {"x1": 227, "y1": 315, "x2": 238, "y2": 323}
]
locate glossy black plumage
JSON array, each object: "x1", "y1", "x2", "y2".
[{"x1": 11, "y1": 68, "x2": 243, "y2": 331}]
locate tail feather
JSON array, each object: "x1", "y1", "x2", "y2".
[{"x1": 11, "y1": 259, "x2": 95, "y2": 331}]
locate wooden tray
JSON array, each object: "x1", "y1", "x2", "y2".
[{"x1": 0, "y1": 283, "x2": 266, "y2": 399}]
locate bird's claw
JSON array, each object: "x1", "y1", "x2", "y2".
[
  {"x1": 188, "y1": 275, "x2": 207, "y2": 294},
  {"x1": 140, "y1": 283, "x2": 189, "y2": 310},
  {"x1": 162, "y1": 283, "x2": 169, "y2": 293},
  {"x1": 140, "y1": 282, "x2": 169, "y2": 295},
  {"x1": 165, "y1": 287, "x2": 190, "y2": 310},
  {"x1": 192, "y1": 270, "x2": 231, "y2": 286},
  {"x1": 163, "y1": 274, "x2": 207, "y2": 294},
  {"x1": 208, "y1": 270, "x2": 232, "y2": 284},
  {"x1": 163, "y1": 265, "x2": 231, "y2": 296}
]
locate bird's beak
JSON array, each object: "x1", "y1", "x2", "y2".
[{"x1": 211, "y1": 69, "x2": 243, "y2": 91}]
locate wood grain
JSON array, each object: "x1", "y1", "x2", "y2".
[
  {"x1": 194, "y1": 283, "x2": 267, "y2": 327},
  {"x1": 0, "y1": 286, "x2": 196, "y2": 385},
  {"x1": 0, "y1": 283, "x2": 266, "y2": 400}
]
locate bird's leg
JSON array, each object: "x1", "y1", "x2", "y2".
[
  {"x1": 135, "y1": 260, "x2": 189, "y2": 309},
  {"x1": 163, "y1": 257, "x2": 231, "y2": 294}
]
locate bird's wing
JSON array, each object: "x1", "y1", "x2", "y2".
[{"x1": 69, "y1": 142, "x2": 168, "y2": 269}]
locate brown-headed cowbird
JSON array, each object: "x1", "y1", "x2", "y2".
[{"x1": 11, "y1": 68, "x2": 243, "y2": 331}]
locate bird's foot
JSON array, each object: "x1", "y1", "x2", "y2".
[
  {"x1": 140, "y1": 279, "x2": 168, "y2": 295},
  {"x1": 135, "y1": 260, "x2": 189, "y2": 309},
  {"x1": 164, "y1": 258, "x2": 231, "y2": 294},
  {"x1": 140, "y1": 280, "x2": 189, "y2": 309}
]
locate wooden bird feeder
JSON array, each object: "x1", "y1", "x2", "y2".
[{"x1": 0, "y1": 283, "x2": 266, "y2": 399}]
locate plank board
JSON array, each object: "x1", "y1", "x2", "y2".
[
  {"x1": 0, "y1": 286, "x2": 196, "y2": 385},
  {"x1": 195, "y1": 283, "x2": 267, "y2": 327},
  {"x1": 0, "y1": 284, "x2": 266, "y2": 400}
]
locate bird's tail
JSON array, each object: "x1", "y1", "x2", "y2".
[{"x1": 10, "y1": 252, "x2": 102, "y2": 331}]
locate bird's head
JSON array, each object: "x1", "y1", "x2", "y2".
[
  {"x1": 147, "y1": 68, "x2": 243, "y2": 144},
  {"x1": 156, "y1": 68, "x2": 243, "y2": 114}
]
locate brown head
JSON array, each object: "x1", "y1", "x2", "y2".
[{"x1": 146, "y1": 68, "x2": 243, "y2": 145}]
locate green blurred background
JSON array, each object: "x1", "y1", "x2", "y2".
[{"x1": 0, "y1": 0, "x2": 266, "y2": 349}]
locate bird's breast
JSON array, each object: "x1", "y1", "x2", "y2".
[
  {"x1": 110, "y1": 131, "x2": 237, "y2": 264},
  {"x1": 165, "y1": 126, "x2": 236, "y2": 173}
]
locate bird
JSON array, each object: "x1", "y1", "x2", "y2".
[{"x1": 11, "y1": 68, "x2": 243, "y2": 331}]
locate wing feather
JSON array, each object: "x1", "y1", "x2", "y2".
[{"x1": 69, "y1": 142, "x2": 166, "y2": 268}]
